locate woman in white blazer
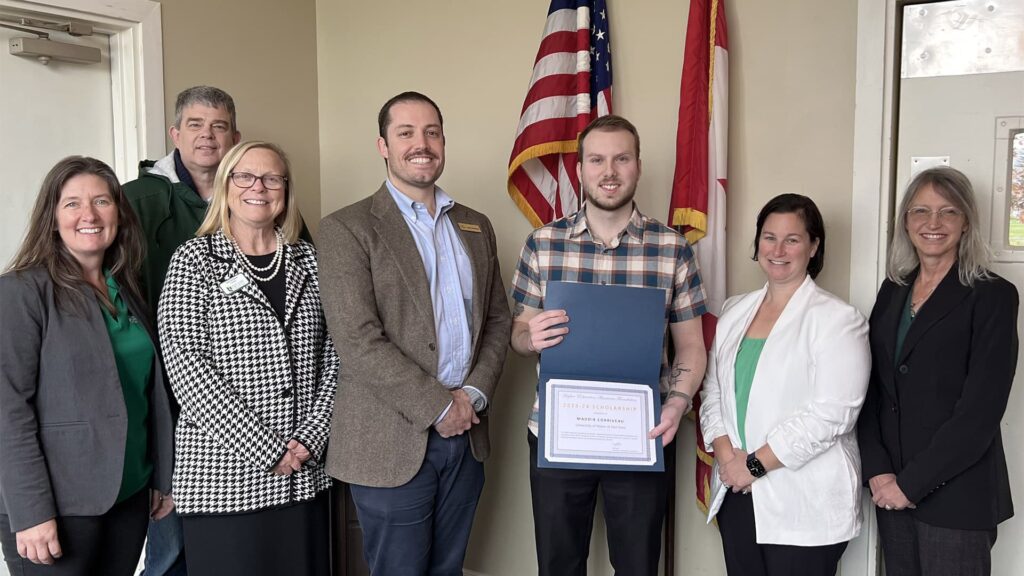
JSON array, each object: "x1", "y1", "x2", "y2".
[{"x1": 699, "y1": 194, "x2": 871, "y2": 575}]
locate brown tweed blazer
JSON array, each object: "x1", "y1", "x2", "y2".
[{"x1": 318, "y1": 184, "x2": 511, "y2": 488}]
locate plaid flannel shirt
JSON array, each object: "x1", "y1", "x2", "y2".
[{"x1": 511, "y1": 205, "x2": 707, "y2": 435}]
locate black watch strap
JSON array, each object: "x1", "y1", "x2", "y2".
[{"x1": 746, "y1": 453, "x2": 767, "y2": 478}]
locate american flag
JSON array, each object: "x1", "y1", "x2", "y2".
[{"x1": 508, "y1": 0, "x2": 612, "y2": 227}]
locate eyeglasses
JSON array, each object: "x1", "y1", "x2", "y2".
[
  {"x1": 230, "y1": 172, "x2": 287, "y2": 190},
  {"x1": 906, "y1": 206, "x2": 963, "y2": 223}
]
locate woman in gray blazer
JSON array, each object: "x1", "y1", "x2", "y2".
[{"x1": 0, "y1": 156, "x2": 175, "y2": 575}]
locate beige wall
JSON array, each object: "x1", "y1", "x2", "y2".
[
  {"x1": 157, "y1": 0, "x2": 321, "y2": 233},
  {"x1": 315, "y1": 0, "x2": 857, "y2": 574}
]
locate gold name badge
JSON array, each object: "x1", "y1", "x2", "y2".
[{"x1": 457, "y1": 222, "x2": 482, "y2": 233}]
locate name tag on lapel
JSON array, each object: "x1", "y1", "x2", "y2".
[
  {"x1": 457, "y1": 222, "x2": 482, "y2": 233},
  {"x1": 220, "y1": 273, "x2": 250, "y2": 294}
]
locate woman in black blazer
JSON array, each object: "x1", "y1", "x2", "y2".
[
  {"x1": 0, "y1": 156, "x2": 174, "y2": 575},
  {"x1": 857, "y1": 166, "x2": 1018, "y2": 576}
]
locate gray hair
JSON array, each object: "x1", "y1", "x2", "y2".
[
  {"x1": 174, "y1": 86, "x2": 238, "y2": 131},
  {"x1": 888, "y1": 166, "x2": 991, "y2": 286}
]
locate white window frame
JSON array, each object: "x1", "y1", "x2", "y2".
[
  {"x1": 991, "y1": 117, "x2": 1024, "y2": 261},
  {"x1": 0, "y1": 0, "x2": 164, "y2": 181}
]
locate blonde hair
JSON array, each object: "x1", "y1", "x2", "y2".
[
  {"x1": 888, "y1": 166, "x2": 991, "y2": 286},
  {"x1": 196, "y1": 141, "x2": 303, "y2": 242}
]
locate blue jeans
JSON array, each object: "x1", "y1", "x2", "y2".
[
  {"x1": 140, "y1": 509, "x2": 187, "y2": 576},
  {"x1": 349, "y1": 430, "x2": 484, "y2": 576}
]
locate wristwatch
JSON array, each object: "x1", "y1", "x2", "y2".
[
  {"x1": 746, "y1": 453, "x2": 767, "y2": 478},
  {"x1": 464, "y1": 388, "x2": 487, "y2": 412}
]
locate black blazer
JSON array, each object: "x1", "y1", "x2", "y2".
[
  {"x1": 0, "y1": 267, "x2": 174, "y2": 532},
  {"x1": 857, "y1": 263, "x2": 1018, "y2": 530}
]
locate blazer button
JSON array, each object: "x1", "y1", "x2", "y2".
[
  {"x1": 891, "y1": 403, "x2": 898, "y2": 413},
  {"x1": 428, "y1": 343, "x2": 436, "y2": 351},
  {"x1": 898, "y1": 365, "x2": 909, "y2": 374},
  {"x1": 282, "y1": 388, "x2": 293, "y2": 398}
]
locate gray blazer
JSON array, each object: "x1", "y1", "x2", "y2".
[
  {"x1": 319, "y1": 185, "x2": 511, "y2": 488},
  {"x1": 0, "y1": 267, "x2": 173, "y2": 532}
]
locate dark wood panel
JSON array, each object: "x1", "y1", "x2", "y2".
[{"x1": 331, "y1": 482, "x2": 369, "y2": 576}]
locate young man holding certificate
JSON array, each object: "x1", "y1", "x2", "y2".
[{"x1": 510, "y1": 115, "x2": 708, "y2": 576}]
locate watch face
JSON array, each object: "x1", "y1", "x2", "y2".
[{"x1": 746, "y1": 455, "x2": 767, "y2": 478}]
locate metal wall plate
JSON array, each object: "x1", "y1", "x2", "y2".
[
  {"x1": 910, "y1": 155, "x2": 951, "y2": 177},
  {"x1": 902, "y1": 0, "x2": 1024, "y2": 78}
]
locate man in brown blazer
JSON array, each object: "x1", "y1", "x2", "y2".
[{"x1": 318, "y1": 91, "x2": 511, "y2": 576}]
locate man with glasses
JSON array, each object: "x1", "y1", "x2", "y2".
[{"x1": 318, "y1": 91, "x2": 511, "y2": 575}]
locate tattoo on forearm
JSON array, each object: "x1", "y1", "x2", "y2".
[
  {"x1": 670, "y1": 362, "x2": 691, "y2": 382},
  {"x1": 513, "y1": 302, "x2": 525, "y2": 319}
]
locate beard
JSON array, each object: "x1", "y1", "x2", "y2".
[{"x1": 582, "y1": 178, "x2": 637, "y2": 212}]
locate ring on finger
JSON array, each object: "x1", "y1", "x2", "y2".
[{"x1": 884, "y1": 505, "x2": 893, "y2": 510}]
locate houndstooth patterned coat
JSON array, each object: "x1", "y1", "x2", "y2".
[{"x1": 158, "y1": 232, "x2": 340, "y2": 515}]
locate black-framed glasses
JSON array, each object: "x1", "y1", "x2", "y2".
[
  {"x1": 230, "y1": 171, "x2": 288, "y2": 190},
  {"x1": 906, "y1": 206, "x2": 963, "y2": 223}
]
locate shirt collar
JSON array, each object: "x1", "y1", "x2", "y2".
[
  {"x1": 385, "y1": 179, "x2": 455, "y2": 223},
  {"x1": 570, "y1": 203, "x2": 645, "y2": 243},
  {"x1": 103, "y1": 268, "x2": 119, "y2": 292},
  {"x1": 172, "y1": 149, "x2": 199, "y2": 195},
  {"x1": 103, "y1": 269, "x2": 125, "y2": 308}
]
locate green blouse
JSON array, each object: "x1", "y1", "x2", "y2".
[
  {"x1": 100, "y1": 272, "x2": 154, "y2": 502},
  {"x1": 895, "y1": 289, "x2": 915, "y2": 362},
  {"x1": 734, "y1": 337, "x2": 767, "y2": 451}
]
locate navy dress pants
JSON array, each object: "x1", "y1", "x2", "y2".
[{"x1": 349, "y1": 430, "x2": 484, "y2": 576}]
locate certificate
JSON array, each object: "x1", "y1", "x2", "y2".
[
  {"x1": 543, "y1": 379, "x2": 658, "y2": 467},
  {"x1": 536, "y1": 281, "x2": 666, "y2": 471}
]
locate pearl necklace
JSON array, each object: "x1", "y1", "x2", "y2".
[{"x1": 232, "y1": 229, "x2": 284, "y2": 282}]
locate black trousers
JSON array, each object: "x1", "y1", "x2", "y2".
[
  {"x1": 875, "y1": 508, "x2": 997, "y2": 576},
  {"x1": 182, "y1": 490, "x2": 330, "y2": 576},
  {"x1": 528, "y1": 431, "x2": 674, "y2": 576},
  {"x1": 0, "y1": 488, "x2": 148, "y2": 576},
  {"x1": 717, "y1": 490, "x2": 847, "y2": 576}
]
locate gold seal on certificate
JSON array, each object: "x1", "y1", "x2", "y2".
[{"x1": 543, "y1": 379, "x2": 658, "y2": 467}]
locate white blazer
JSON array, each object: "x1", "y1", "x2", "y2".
[{"x1": 699, "y1": 275, "x2": 870, "y2": 546}]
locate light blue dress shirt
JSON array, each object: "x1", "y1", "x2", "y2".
[{"x1": 385, "y1": 181, "x2": 484, "y2": 420}]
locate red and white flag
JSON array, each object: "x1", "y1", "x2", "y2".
[
  {"x1": 508, "y1": 0, "x2": 612, "y2": 227},
  {"x1": 668, "y1": 0, "x2": 729, "y2": 514}
]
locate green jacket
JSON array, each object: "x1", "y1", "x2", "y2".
[
  {"x1": 124, "y1": 152, "x2": 314, "y2": 315},
  {"x1": 124, "y1": 152, "x2": 208, "y2": 316}
]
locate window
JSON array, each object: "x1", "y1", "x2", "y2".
[
  {"x1": 1010, "y1": 131, "x2": 1024, "y2": 248},
  {"x1": 992, "y1": 117, "x2": 1024, "y2": 261}
]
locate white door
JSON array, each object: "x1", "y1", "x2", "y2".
[
  {"x1": 0, "y1": 2, "x2": 162, "y2": 574},
  {"x1": 894, "y1": 0, "x2": 1024, "y2": 573},
  {"x1": 0, "y1": 22, "x2": 115, "y2": 268},
  {"x1": 0, "y1": 20, "x2": 115, "y2": 576}
]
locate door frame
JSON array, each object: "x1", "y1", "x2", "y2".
[
  {"x1": 849, "y1": 0, "x2": 903, "y2": 574},
  {"x1": 0, "y1": 0, "x2": 164, "y2": 180}
]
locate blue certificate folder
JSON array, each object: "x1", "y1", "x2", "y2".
[{"x1": 537, "y1": 281, "x2": 667, "y2": 472}]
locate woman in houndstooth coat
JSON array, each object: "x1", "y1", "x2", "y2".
[{"x1": 158, "y1": 141, "x2": 339, "y2": 576}]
